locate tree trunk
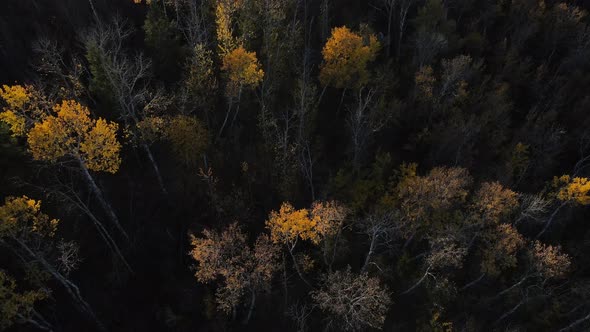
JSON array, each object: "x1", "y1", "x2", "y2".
[
  {"x1": 460, "y1": 273, "x2": 485, "y2": 291},
  {"x1": 142, "y1": 143, "x2": 168, "y2": 195},
  {"x1": 243, "y1": 289, "x2": 256, "y2": 324},
  {"x1": 216, "y1": 99, "x2": 233, "y2": 141},
  {"x1": 536, "y1": 201, "x2": 567, "y2": 239},
  {"x1": 494, "y1": 275, "x2": 529, "y2": 299},
  {"x1": 289, "y1": 248, "x2": 311, "y2": 287},
  {"x1": 66, "y1": 188, "x2": 133, "y2": 273},
  {"x1": 401, "y1": 266, "x2": 431, "y2": 295},
  {"x1": 559, "y1": 312, "x2": 590, "y2": 332},
  {"x1": 15, "y1": 239, "x2": 106, "y2": 332},
  {"x1": 361, "y1": 234, "x2": 377, "y2": 273},
  {"x1": 495, "y1": 299, "x2": 524, "y2": 324},
  {"x1": 78, "y1": 158, "x2": 128, "y2": 240}
]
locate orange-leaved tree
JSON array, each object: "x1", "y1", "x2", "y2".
[
  {"x1": 319, "y1": 26, "x2": 380, "y2": 89},
  {"x1": 189, "y1": 222, "x2": 279, "y2": 323}
]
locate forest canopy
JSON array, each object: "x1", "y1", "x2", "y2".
[{"x1": 1, "y1": 0, "x2": 590, "y2": 331}]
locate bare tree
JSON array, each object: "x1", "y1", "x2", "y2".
[
  {"x1": 397, "y1": 0, "x2": 415, "y2": 58},
  {"x1": 312, "y1": 267, "x2": 391, "y2": 331},
  {"x1": 372, "y1": 0, "x2": 397, "y2": 57},
  {"x1": 347, "y1": 88, "x2": 390, "y2": 171},
  {"x1": 358, "y1": 211, "x2": 398, "y2": 273},
  {"x1": 402, "y1": 237, "x2": 466, "y2": 294},
  {"x1": 414, "y1": 31, "x2": 447, "y2": 67},
  {"x1": 84, "y1": 18, "x2": 169, "y2": 194}
]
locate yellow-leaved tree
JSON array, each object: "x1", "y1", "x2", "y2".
[
  {"x1": 266, "y1": 201, "x2": 347, "y2": 283},
  {"x1": 0, "y1": 270, "x2": 49, "y2": 331},
  {"x1": 554, "y1": 175, "x2": 590, "y2": 205},
  {"x1": 217, "y1": 46, "x2": 264, "y2": 138},
  {"x1": 27, "y1": 100, "x2": 121, "y2": 173},
  {"x1": 537, "y1": 175, "x2": 590, "y2": 238},
  {"x1": 0, "y1": 85, "x2": 47, "y2": 137},
  {"x1": 215, "y1": 0, "x2": 242, "y2": 56},
  {"x1": 0, "y1": 196, "x2": 104, "y2": 330},
  {"x1": 319, "y1": 26, "x2": 381, "y2": 89},
  {"x1": 222, "y1": 46, "x2": 264, "y2": 97},
  {"x1": 27, "y1": 100, "x2": 126, "y2": 239}
]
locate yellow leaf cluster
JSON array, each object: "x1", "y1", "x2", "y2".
[
  {"x1": 555, "y1": 175, "x2": 590, "y2": 205},
  {"x1": 319, "y1": 26, "x2": 381, "y2": 89},
  {"x1": 0, "y1": 111, "x2": 25, "y2": 137},
  {"x1": 80, "y1": 119, "x2": 122, "y2": 173},
  {"x1": 221, "y1": 46, "x2": 264, "y2": 97},
  {"x1": 0, "y1": 270, "x2": 47, "y2": 330},
  {"x1": 0, "y1": 85, "x2": 45, "y2": 137},
  {"x1": 0, "y1": 85, "x2": 30, "y2": 111},
  {"x1": 215, "y1": 1, "x2": 241, "y2": 56},
  {"x1": 266, "y1": 202, "x2": 320, "y2": 246},
  {"x1": 0, "y1": 196, "x2": 58, "y2": 239},
  {"x1": 27, "y1": 100, "x2": 122, "y2": 173}
]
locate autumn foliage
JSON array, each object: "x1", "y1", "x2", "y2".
[
  {"x1": 320, "y1": 26, "x2": 380, "y2": 89},
  {"x1": 189, "y1": 223, "x2": 279, "y2": 313},
  {"x1": 27, "y1": 100, "x2": 121, "y2": 173},
  {"x1": 221, "y1": 46, "x2": 264, "y2": 97}
]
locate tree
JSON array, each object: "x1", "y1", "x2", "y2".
[
  {"x1": 358, "y1": 211, "x2": 397, "y2": 273},
  {"x1": 537, "y1": 175, "x2": 590, "y2": 237},
  {"x1": 412, "y1": 0, "x2": 455, "y2": 66},
  {"x1": 471, "y1": 182, "x2": 518, "y2": 224},
  {"x1": 0, "y1": 85, "x2": 48, "y2": 137},
  {"x1": 312, "y1": 267, "x2": 391, "y2": 331},
  {"x1": 266, "y1": 202, "x2": 319, "y2": 284},
  {"x1": 347, "y1": 87, "x2": 391, "y2": 170},
  {"x1": 27, "y1": 100, "x2": 126, "y2": 238},
  {"x1": 402, "y1": 236, "x2": 467, "y2": 295},
  {"x1": 0, "y1": 196, "x2": 104, "y2": 331},
  {"x1": 164, "y1": 115, "x2": 209, "y2": 168},
  {"x1": 221, "y1": 46, "x2": 264, "y2": 98},
  {"x1": 215, "y1": 0, "x2": 241, "y2": 56},
  {"x1": 183, "y1": 44, "x2": 218, "y2": 116},
  {"x1": 189, "y1": 223, "x2": 279, "y2": 322},
  {"x1": 84, "y1": 18, "x2": 169, "y2": 194},
  {"x1": 311, "y1": 200, "x2": 349, "y2": 270},
  {"x1": 0, "y1": 270, "x2": 50, "y2": 331},
  {"x1": 493, "y1": 241, "x2": 571, "y2": 323},
  {"x1": 319, "y1": 26, "x2": 380, "y2": 89},
  {"x1": 217, "y1": 46, "x2": 264, "y2": 138},
  {"x1": 555, "y1": 175, "x2": 590, "y2": 205},
  {"x1": 373, "y1": 0, "x2": 397, "y2": 57},
  {"x1": 396, "y1": 0, "x2": 415, "y2": 58},
  {"x1": 480, "y1": 224, "x2": 525, "y2": 278},
  {"x1": 396, "y1": 166, "x2": 471, "y2": 224}
]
